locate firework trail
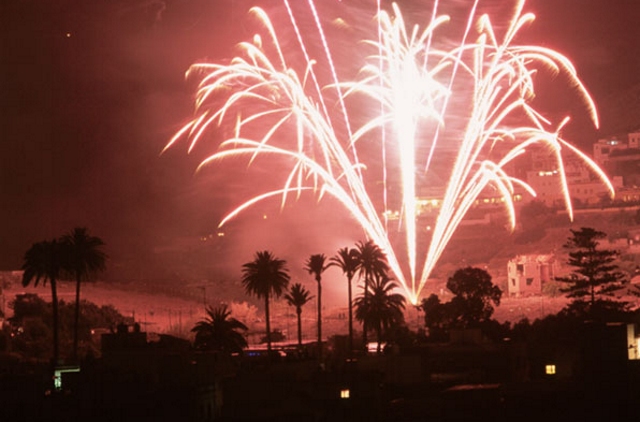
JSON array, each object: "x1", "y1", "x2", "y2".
[{"x1": 166, "y1": 0, "x2": 613, "y2": 304}]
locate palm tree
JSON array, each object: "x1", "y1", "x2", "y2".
[
  {"x1": 61, "y1": 227, "x2": 106, "y2": 361},
  {"x1": 304, "y1": 254, "x2": 329, "y2": 357},
  {"x1": 354, "y1": 274, "x2": 406, "y2": 353},
  {"x1": 329, "y1": 247, "x2": 359, "y2": 354},
  {"x1": 241, "y1": 251, "x2": 290, "y2": 352},
  {"x1": 284, "y1": 283, "x2": 314, "y2": 348},
  {"x1": 354, "y1": 240, "x2": 389, "y2": 345},
  {"x1": 192, "y1": 305, "x2": 248, "y2": 353},
  {"x1": 21, "y1": 239, "x2": 64, "y2": 364}
]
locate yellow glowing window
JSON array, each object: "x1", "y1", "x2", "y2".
[
  {"x1": 340, "y1": 389, "x2": 350, "y2": 399},
  {"x1": 545, "y1": 364, "x2": 556, "y2": 375}
]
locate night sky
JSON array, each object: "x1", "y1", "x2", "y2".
[{"x1": 2, "y1": 0, "x2": 639, "y2": 272}]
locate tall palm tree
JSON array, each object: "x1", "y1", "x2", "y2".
[
  {"x1": 329, "y1": 247, "x2": 359, "y2": 354},
  {"x1": 354, "y1": 240, "x2": 389, "y2": 345},
  {"x1": 284, "y1": 283, "x2": 314, "y2": 348},
  {"x1": 354, "y1": 274, "x2": 406, "y2": 353},
  {"x1": 192, "y1": 305, "x2": 248, "y2": 353},
  {"x1": 304, "y1": 254, "x2": 329, "y2": 357},
  {"x1": 61, "y1": 227, "x2": 106, "y2": 361},
  {"x1": 241, "y1": 251, "x2": 290, "y2": 352},
  {"x1": 21, "y1": 239, "x2": 64, "y2": 364}
]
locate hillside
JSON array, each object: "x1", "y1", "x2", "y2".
[{"x1": 4, "y1": 205, "x2": 640, "y2": 341}]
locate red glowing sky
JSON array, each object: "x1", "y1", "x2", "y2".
[{"x1": 1, "y1": 0, "x2": 639, "y2": 276}]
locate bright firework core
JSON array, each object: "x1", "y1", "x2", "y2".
[{"x1": 167, "y1": 0, "x2": 613, "y2": 304}]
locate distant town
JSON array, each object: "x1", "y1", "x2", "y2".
[{"x1": 2, "y1": 132, "x2": 640, "y2": 421}]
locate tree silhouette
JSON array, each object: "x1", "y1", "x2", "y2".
[
  {"x1": 9, "y1": 294, "x2": 126, "y2": 359},
  {"x1": 284, "y1": 283, "x2": 314, "y2": 348},
  {"x1": 354, "y1": 274, "x2": 405, "y2": 353},
  {"x1": 241, "y1": 251, "x2": 290, "y2": 352},
  {"x1": 330, "y1": 247, "x2": 359, "y2": 354},
  {"x1": 304, "y1": 253, "x2": 329, "y2": 356},
  {"x1": 420, "y1": 267, "x2": 502, "y2": 339},
  {"x1": 354, "y1": 240, "x2": 389, "y2": 345},
  {"x1": 61, "y1": 227, "x2": 106, "y2": 361},
  {"x1": 556, "y1": 227, "x2": 628, "y2": 319},
  {"x1": 447, "y1": 267, "x2": 502, "y2": 327},
  {"x1": 21, "y1": 240, "x2": 64, "y2": 364},
  {"x1": 191, "y1": 305, "x2": 248, "y2": 353}
]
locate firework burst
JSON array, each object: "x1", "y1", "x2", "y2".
[{"x1": 166, "y1": 0, "x2": 613, "y2": 304}]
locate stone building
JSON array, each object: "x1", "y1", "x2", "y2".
[{"x1": 507, "y1": 254, "x2": 555, "y2": 297}]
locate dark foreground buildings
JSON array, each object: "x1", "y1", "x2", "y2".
[{"x1": 1, "y1": 321, "x2": 639, "y2": 422}]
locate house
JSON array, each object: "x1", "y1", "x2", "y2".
[
  {"x1": 507, "y1": 254, "x2": 555, "y2": 297},
  {"x1": 593, "y1": 132, "x2": 640, "y2": 187}
]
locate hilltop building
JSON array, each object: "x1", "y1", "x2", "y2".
[
  {"x1": 507, "y1": 254, "x2": 556, "y2": 297},
  {"x1": 593, "y1": 132, "x2": 640, "y2": 187}
]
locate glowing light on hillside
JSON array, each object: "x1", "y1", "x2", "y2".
[{"x1": 167, "y1": 0, "x2": 614, "y2": 304}]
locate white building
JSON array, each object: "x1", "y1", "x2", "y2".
[{"x1": 507, "y1": 254, "x2": 555, "y2": 297}]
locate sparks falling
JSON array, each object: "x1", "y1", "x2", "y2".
[{"x1": 166, "y1": 0, "x2": 614, "y2": 304}]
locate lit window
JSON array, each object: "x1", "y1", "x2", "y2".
[
  {"x1": 340, "y1": 389, "x2": 350, "y2": 399},
  {"x1": 545, "y1": 364, "x2": 556, "y2": 375},
  {"x1": 54, "y1": 366, "x2": 81, "y2": 391}
]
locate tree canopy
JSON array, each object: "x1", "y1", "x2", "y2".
[
  {"x1": 421, "y1": 267, "x2": 502, "y2": 339},
  {"x1": 241, "y1": 250, "x2": 290, "y2": 352},
  {"x1": 330, "y1": 247, "x2": 360, "y2": 353},
  {"x1": 555, "y1": 227, "x2": 628, "y2": 319},
  {"x1": 191, "y1": 305, "x2": 248, "y2": 353},
  {"x1": 21, "y1": 239, "x2": 64, "y2": 363},
  {"x1": 354, "y1": 274, "x2": 406, "y2": 352},
  {"x1": 284, "y1": 282, "x2": 314, "y2": 347},
  {"x1": 61, "y1": 227, "x2": 107, "y2": 361}
]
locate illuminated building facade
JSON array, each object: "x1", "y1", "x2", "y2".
[{"x1": 507, "y1": 254, "x2": 555, "y2": 297}]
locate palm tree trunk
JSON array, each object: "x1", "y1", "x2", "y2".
[
  {"x1": 73, "y1": 275, "x2": 81, "y2": 362},
  {"x1": 296, "y1": 309, "x2": 302, "y2": 347},
  {"x1": 347, "y1": 275, "x2": 353, "y2": 355},
  {"x1": 362, "y1": 277, "x2": 369, "y2": 347},
  {"x1": 264, "y1": 295, "x2": 272, "y2": 352},
  {"x1": 51, "y1": 278, "x2": 60, "y2": 365},
  {"x1": 376, "y1": 324, "x2": 382, "y2": 354},
  {"x1": 317, "y1": 278, "x2": 322, "y2": 359}
]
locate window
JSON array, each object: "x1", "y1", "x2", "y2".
[
  {"x1": 54, "y1": 366, "x2": 80, "y2": 391},
  {"x1": 545, "y1": 364, "x2": 556, "y2": 375},
  {"x1": 526, "y1": 278, "x2": 534, "y2": 286}
]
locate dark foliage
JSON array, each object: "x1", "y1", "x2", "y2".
[
  {"x1": 304, "y1": 254, "x2": 329, "y2": 356},
  {"x1": 61, "y1": 227, "x2": 107, "y2": 361},
  {"x1": 8, "y1": 294, "x2": 125, "y2": 360},
  {"x1": 21, "y1": 239, "x2": 64, "y2": 363},
  {"x1": 354, "y1": 274, "x2": 406, "y2": 352},
  {"x1": 191, "y1": 305, "x2": 248, "y2": 353},
  {"x1": 329, "y1": 247, "x2": 359, "y2": 353},
  {"x1": 555, "y1": 227, "x2": 629, "y2": 319},
  {"x1": 241, "y1": 251, "x2": 290, "y2": 352},
  {"x1": 283, "y1": 283, "x2": 313, "y2": 347},
  {"x1": 420, "y1": 267, "x2": 502, "y2": 339}
]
